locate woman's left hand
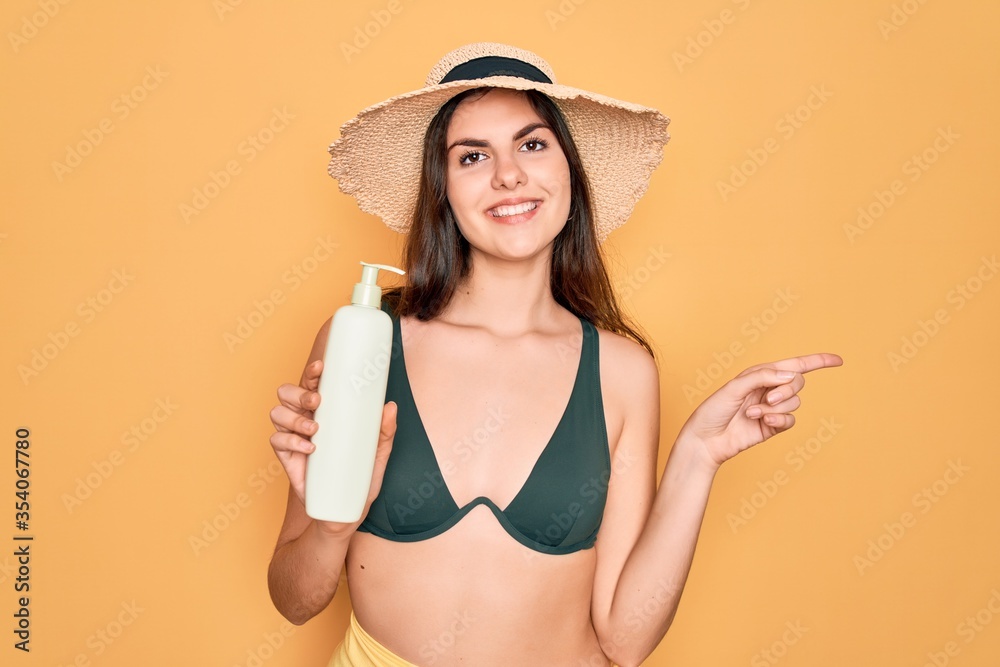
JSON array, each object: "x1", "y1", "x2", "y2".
[{"x1": 680, "y1": 353, "x2": 843, "y2": 470}]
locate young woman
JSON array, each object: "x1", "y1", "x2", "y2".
[{"x1": 266, "y1": 43, "x2": 841, "y2": 667}]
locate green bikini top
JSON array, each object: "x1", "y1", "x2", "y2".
[{"x1": 356, "y1": 303, "x2": 612, "y2": 555}]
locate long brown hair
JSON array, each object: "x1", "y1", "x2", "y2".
[{"x1": 383, "y1": 87, "x2": 653, "y2": 358}]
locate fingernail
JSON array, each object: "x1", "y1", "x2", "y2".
[
  {"x1": 777, "y1": 371, "x2": 794, "y2": 380},
  {"x1": 747, "y1": 407, "x2": 762, "y2": 418},
  {"x1": 767, "y1": 391, "x2": 781, "y2": 405}
]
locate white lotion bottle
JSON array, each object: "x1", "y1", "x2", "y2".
[{"x1": 305, "y1": 261, "x2": 405, "y2": 523}]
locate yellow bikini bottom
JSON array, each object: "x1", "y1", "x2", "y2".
[
  {"x1": 327, "y1": 611, "x2": 419, "y2": 667},
  {"x1": 328, "y1": 610, "x2": 618, "y2": 666}
]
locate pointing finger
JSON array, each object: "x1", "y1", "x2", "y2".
[
  {"x1": 741, "y1": 353, "x2": 843, "y2": 377},
  {"x1": 775, "y1": 353, "x2": 843, "y2": 374}
]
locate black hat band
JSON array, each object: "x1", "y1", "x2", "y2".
[{"x1": 438, "y1": 56, "x2": 552, "y2": 84}]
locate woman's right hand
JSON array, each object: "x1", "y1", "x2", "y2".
[{"x1": 268, "y1": 358, "x2": 398, "y2": 532}]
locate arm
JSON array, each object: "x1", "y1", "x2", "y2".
[
  {"x1": 267, "y1": 492, "x2": 357, "y2": 625},
  {"x1": 595, "y1": 432, "x2": 716, "y2": 666},
  {"x1": 591, "y1": 350, "x2": 842, "y2": 666},
  {"x1": 266, "y1": 318, "x2": 398, "y2": 625}
]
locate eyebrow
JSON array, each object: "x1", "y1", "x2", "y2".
[{"x1": 447, "y1": 122, "x2": 551, "y2": 153}]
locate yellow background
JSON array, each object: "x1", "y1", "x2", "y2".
[{"x1": 4, "y1": 0, "x2": 999, "y2": 665}]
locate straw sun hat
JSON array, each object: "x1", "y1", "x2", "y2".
[{"x1": 327, "y1": 42, "x2": 670, "y2": 242}]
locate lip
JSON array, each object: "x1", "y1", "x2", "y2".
[{"x1": 485, "y1": 198, "x2": 542, "y2": 224}]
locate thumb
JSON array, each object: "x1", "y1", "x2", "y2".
[
  {"x1": 379, "y1": 401, "x2": 398, "y2": 446},
  {"x1": 300, "y1": 359, "x2": 324, "y2": 391},
  {"x1": 364, "y1": 402, "x2": 398, "y2": 507},
  {"x1": 724, "y1": 367, "x2": 797, "y2": 399}
]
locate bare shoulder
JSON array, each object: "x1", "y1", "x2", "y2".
[
  {"x1": 594, "y1": 326, "x2": 659, "y2": 390},
  {"x1": 594, "y1": 327, "x2": 659, "y2": 444}
]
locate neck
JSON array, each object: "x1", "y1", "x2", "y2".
[{"x1": 440, "y1": 250, "x2": 561, "y2": 335}]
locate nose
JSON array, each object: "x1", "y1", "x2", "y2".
[{"x1": 491, "y1": 149, "x2": 527, "y2": 190}]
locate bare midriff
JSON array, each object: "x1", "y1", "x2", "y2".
[{"x1": 346, "y1": 510, "x2": 610, "y2": 666}]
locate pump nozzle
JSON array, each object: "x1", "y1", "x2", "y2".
[{"x1": 352, "y1": 261, "x2": 406, "y2": 308}]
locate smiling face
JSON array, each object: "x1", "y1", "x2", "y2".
[{"x1": 444, "y1": 88, "x2": 572, "y2": 264}]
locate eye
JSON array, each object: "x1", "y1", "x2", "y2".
[
  {"x1": 521, "y1": 136, "x2": 549, "y2": 152},
  {"x1": 458, "y1": 150, "x2": 487, "y2": 166}
]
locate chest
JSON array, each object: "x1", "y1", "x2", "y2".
[{"x1": 400, "y1": 318, "x2": 587, "y2": 509}]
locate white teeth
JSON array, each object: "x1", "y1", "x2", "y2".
[{"x1": 489, "y1": 201, "x2": 537, "y2": 217}]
